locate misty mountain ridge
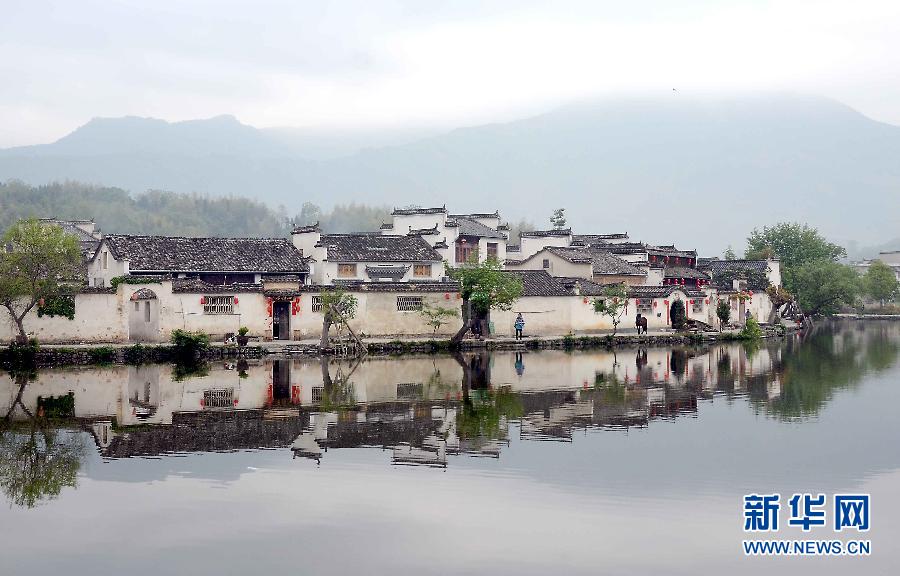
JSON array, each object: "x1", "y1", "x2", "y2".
[{"x1": 1, "y1": 93, "x2": 898, "y2": 254}]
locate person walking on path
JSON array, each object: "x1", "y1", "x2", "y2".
[{"x1": 514, "y1": 313, "x2": 526, "y2": 340}]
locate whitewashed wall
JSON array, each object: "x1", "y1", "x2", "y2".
[{"x1": 0, "y1": 291, "x2": 128, "y2": 344}]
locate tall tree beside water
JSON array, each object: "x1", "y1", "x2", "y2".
[
  {"x1": 745, "y1": 221, "x2": 858, "y2": 315},
  {"x1": 863, "y1": 260, "x2": 899, "y2": 306},
  {"x1": 0, "y1": 218, "x2": 83, "y2": 343}
]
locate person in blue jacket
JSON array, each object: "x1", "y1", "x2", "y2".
[{"x1": 514, "y1": 313, "x2": 525, "y2": 340}]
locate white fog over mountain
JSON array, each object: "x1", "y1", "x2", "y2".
[{"x1": 2, "y1": 94, "x2": 898, "y2": 254}]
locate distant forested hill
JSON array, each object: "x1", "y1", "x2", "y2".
[
  {"x1": 0, "y1": 180, "x2": 390, "y2": 237},
  {"x1": 3, "y1": 95, "x2": 900, "y2": 253}
]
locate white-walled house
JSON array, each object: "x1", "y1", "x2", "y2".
[
  {"x1": 380, "y1": 206, "x2": 509, "y2": 266},
  {"x1": 291, "y1": 225, "x2": 445, "y2": 285},
  {"x1": 505, "y1": 245, "x2": 647, "y2": 286},
  {"x1": 699, "y1": 258, "x2": 782, "y2": 289},
  {"x1": 517, "y1": 229, "x2": 573, "y2": 259},
  {"x1": 87, "y1": 234, "x2": 310, "y2": 288},
  {"x1": 699, "y1": 259, "x2": 782, "y2": 324}
]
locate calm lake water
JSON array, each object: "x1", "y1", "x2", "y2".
[{"x1": 2, "y1": 320, "x2": 899, "y2": 575}]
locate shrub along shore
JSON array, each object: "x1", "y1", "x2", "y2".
[{"x1": 2, "y1": 325, "x2": 791, "y2": 368}]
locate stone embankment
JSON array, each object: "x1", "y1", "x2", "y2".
[{"x1": 3, "y1": 326, "x2": 794, "y2": 368}]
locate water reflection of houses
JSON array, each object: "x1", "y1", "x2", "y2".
[{"x1": 1, "y1": 343, "x2": 788, "y2": 464}]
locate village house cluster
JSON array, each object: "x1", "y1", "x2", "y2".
[{"x1": 1, "y1": 209, "x2": 782, "y2": 343}]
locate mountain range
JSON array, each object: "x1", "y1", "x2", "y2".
[{"x1": 2, "y1": 94, "x2": 898, "y2": 254}]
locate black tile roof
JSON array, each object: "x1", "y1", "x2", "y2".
[
  {"x1": 627, "y1": 285, "x2": 706, "y2": 298},
  {"x1": 406, "y1": 224, "x2": 441, "y2": 236},
  {"x1": 664, "y1": 266, "x2": 709, "y2": 280},
  {"x1": 262, "y1": 274, "x2": 305, "y2": 283},
  {"x1": 130, "y1": 288, "x2": 158, "y2": 300},
  {"x1": 101, "y1": 235, "x2": 310, "y2": 274},
  {"x1": 506, "y1": 270, "x2": 572, "y2": 297},
  {"x1": 556, "y1": 277, "x2": 614, "y2": 296},
  {"x1": 520, "y1": 228, "x2": 572, "y2": 238},
  {"x1": 319, "y1": 234, "x2": 442, "y2": 262},
  {"x1": 42, "y1": 218, "x2": 101, "y2": 258},
  {"x1": 448, "y1": 211, "x2": 500, "y2": 219},
  {"x1": 391, "y1": 206, "x2": 447, "y2": 215},
  {"x1": 449, "y1": 216, "x2": 507, "y2": 239},
  {"x1": 649, "y1": 245, "x2": 697, "y2": 258},
  {"x1": 571, "y1": 233, "x2": 628, "y2": 246},
  {"x1": 700, "y1": 259, "x2": 772, "y2": 274},
  {"x1": 542, "y1": 246, "x2": 646, "y2": 276},
  {"x1": 327, "y1": 280, "x2": 460, "y2": 292},
  {"x1": 366, "y1": 265, "x2": 411, "y2": 279},
  {"x1": 602, "y1": 242, "x2": 649, "y2": 254},
  {"x1": 172, "y1": 279, "x2": 263, "y2": 293},
  {"x1": 291, "y1": 222, "x2": 320, "y2": 234}
]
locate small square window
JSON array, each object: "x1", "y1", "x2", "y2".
[
  {"x1": 413, "y1": 264, "x2": 431, "y2": 277},
  {"x1": 397, "y1": 296, "x2": 424, "y2": 311},
  {"x1": 203, "y1": 295, "x2": 235, "y2": 314},
  {"x1": 542, "y1": 259, "x2": 550, "y2": 269},
  {"x1": 337, "y1": 263, "x2": 357, "y2": 278}
]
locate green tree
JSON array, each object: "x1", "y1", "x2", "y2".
[
  {"x1": 446, "y1": 259, "x2": 523, "y2": 345},
  {"x1": 419, "y1": 303, "x2": 459, "y2": 336},
  {"x1": 507, "y1": 218, "x2": 535, "y2": 244},
  {"x1": 0, "y1": 426, "x2": 84, "y2": 509},
  {"x1": 318, "y1": 289, "x2": 361, "y2": 349},
  {"x1": 716, "y1": 299, "x2": 731, "y2": 329},
  {"x1": 745, "y1": 222, "x2": 846, "y2": 290},
  {"x1": 296, "y1": 201, "x2": 322, "y2": 226},
  {"x1": 592, "y1": 283, "x2": 629, "y2": 336},
  {"x1": 550, "y1": 208, "x2": 567, "y2": 229},
  {"x1": 791, "y1": 260, "x2": 861, "y2": 316},
  {"x1": 724, "y1": 246, "x2": 736, "y2": 260},
  {"x1": 0, "y1": 219, "x2": 83, "y2": 344},
  {"x1": 670, "y1": 299, "x2": 686, "y2": 329},
  {"x1": 863, "y1": 260, "x2": 899, "y2": 306},
  {"x1": 1, "y1": 373, "x2": 85, "y2": 508}
]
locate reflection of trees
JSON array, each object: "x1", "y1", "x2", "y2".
[
  {"x1": 318, "y1": 357, "x2": 358, "y2": 411},
  {"x1": 764, "y1": 324, "x2": 900, "y2": 420},
  {"x1": 1, "y1": 373, "x2": 84, "y2": 508},
  {"x1": 456, "y1": 386, "x2": 524, "y2": 440},
  {"x1": 454, "y1": 352, "x2": 523, "y2": 440},
  {"x1": 590, "y1": 372, "x2": 626, "y2": 406}
]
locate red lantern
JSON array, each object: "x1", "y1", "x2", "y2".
[
  {"x1": 690, "y1": 300, "x2": 695, "y2": 304},
  {"x1": 664, "y1": 299, "x2": 669, "y2": 305},
  {"x1": 653, "y1": 301, "x2": 658, "y2": 308},
  {"x1": 583, "y1": 297, "x2": 589, "y2": 304},
  {"x1": 200, "y1": 296, "x2": 206, "y2": 305},
  {"x1": 199, "y1": 398, "x2": 205, "y2": 407},
  {"x1": 444, "y1": 293, "x2": 450, "y2": 300},
  {"x1": 705, "y1": 299, "x2": 709, "y2": 304},
  {"x1": 233, "y1": 297, "x2": 239, "y2": 304}
]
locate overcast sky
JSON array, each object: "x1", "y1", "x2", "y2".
[{"x1": 2, "y1": 0, "x2": 899, "y2": 148}]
